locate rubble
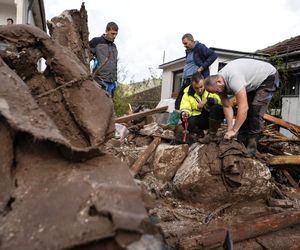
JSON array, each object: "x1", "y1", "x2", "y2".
[
  {"x1": 173, "y1": 141, "x2": 273, "y2": 203},
  {"x1": 153, "y1": 143, "x2": 189, "y2": 182},
  {"x1": 1, "y1": 4, "x2": 300, "y2": 250},
  {"x1": 107, "y1": 110, "x2": 300, "y2": 249}
]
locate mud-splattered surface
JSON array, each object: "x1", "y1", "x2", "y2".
[
  {"x1": 104, "y1": 127, "x2": 300, "y2": 249},
  {"x1": 0, "y1": 15, "x2": 161, "y2": 250},
  {"x1": 1, "y1": 6, "x2": 300, "y2": 250}
]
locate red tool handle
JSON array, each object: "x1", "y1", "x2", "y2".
[{"x1": 182, "y1": 112, "x2": 188, "y2": 143}]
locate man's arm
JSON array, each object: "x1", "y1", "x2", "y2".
[
  {"x1": 198, "y1": 44, "x2": 217, "y2": 70},
  {"x1": 89, "y1": 37, "x2": 98, "y2": 54},
  {"x1": 224, "y1": 87, "x2": 248, "y2": 139},
  {"x1": 220, "y1": 93, "x2": 234, "y2": 130},
  {"x1": 179, "y1": 92, "x2": 193, "y2": 117}
]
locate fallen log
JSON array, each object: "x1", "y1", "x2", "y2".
[
  {"x1": 263, "y1": 114, "x2": 300, "y2": 138},
  {"x1": 269, "y1": 155, "x2": 300, "y2": 166},
  {"x1": 115, "y1": 106, "x2": 168, "y2": 124},
  {"x1": 130, "y1": 137, "x2": 161, "y2": 176},
  {"x1": 179, "y1": 209, "x2": 300, "y2": 250}
]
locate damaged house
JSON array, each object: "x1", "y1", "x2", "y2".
[
  {"x1": 0, "y1": 0, "x2": 46, "y2": 29},
  {"x1": 259, "y1": 36, "x2": 300, "y2": 137}
]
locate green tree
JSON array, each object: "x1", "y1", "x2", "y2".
[
  {"x1": 113, "y1": 83, "x2": 132, "y2": 117},
  {"x1": 268, "y1": 54, "x2": 289, "y2": 117}
]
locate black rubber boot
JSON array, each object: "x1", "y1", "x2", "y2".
[
  {"x1": 237, "y1": 133, "x2": 248, "y2": 146},
  {"x1": 199, "y1": 119, "x2": 221, "y2": 144},
  {"x1": 247, "y1": 135, "x2": 259, "y2": 157}
]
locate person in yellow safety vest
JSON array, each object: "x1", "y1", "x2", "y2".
[{"x1": 180, "y1": 71, "x2": 224, "y2": 143}]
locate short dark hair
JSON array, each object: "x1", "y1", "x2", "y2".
[
  {"x1": 204, "y1": 75, "x2": 219, "y2": 88},
  {"x1": 106, "y1": 22, "x2": 118, "y2": 31},
  {"x1": 182, "y1": 33, "x2": 194, "y2": 41},
  {"x1": 7, "y1": 18, "x2": 13, "y2": 24},
  {"x1": 192, "y1": 71, "x2": 204, "y2": 83}
]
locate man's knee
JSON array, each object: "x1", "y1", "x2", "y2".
[
  {"x1": 248, "y1": 105, "x2": 266, "y2": 134},
  {"x1": 209, "y1": 104, "x2": 224, "y2": 120}
]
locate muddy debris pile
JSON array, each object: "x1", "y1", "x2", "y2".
[
  {"x1": 0, "y1": 6, "x2": 163, "y2": 250},
  {"x1": 1, "y1": 4, "x2": 300, "y2": 250},
  {"x1": 110, "y1": 107, "x2": 300, "y2": 249}
]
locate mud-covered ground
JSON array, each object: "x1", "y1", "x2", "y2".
[{"x1": 105, "y1": 124, "x2": 300, "y2": 249}]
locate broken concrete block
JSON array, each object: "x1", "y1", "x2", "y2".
[
  {"x1": 153, "y1": 143, "x2": 189, "y2": 182},
  {"x1": 173, "y1": 142, "x2": 273, "y2": 203},
  {"x1": 140, "y1": 122, "x2": 163, "y2": 136}
]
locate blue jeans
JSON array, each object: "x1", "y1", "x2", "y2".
[{"x1": 99, "y1": 80, "x2": 117, "y2": 97}]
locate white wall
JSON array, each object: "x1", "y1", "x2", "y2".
[
  {"x1": 209, "y1": 58, "x2": 219, "y2": 75},
  {"x1": 14, "y1": 0, "x2": 27, "y2": 24},
  {"x1": 0, "y1": 3, "x2": 16, "y2": 25},
  {"x1": 27, "y1": 9, "x2": 36, "y2": 26},
  {"x1": 280, "y1": 96, "x2": 300, "y2": 137},
  {"x1": 161, "y1": 70, "x2": 173, "y2": 100},
  {"x1": 161, "y1": 61, "x2": 185, "y2": 99}
]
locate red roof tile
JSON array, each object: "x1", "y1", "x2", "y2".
[{"x1": 258, "y1": 35, "x2": 300, "y2": 55}]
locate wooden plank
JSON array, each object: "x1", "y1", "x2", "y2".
[
  {"x1": 180, "y1": 210, "x2": 300, "y2": 250},
  {"x1": 269, "y1": 155, "x2": 300, "y2": 166},
  {"x1": 130, "y1": 137, "x2": 161, "y2": 176},
  {"x1": 282, "y1": 169, "x2": 299, "y2": 189},
  {"x1": 259, "y1": 138, "x2": 300, "y2": 143},
  {"x1": 115, "y1": 106, "x2": 168, "y2": 124},
  {"x1": 263, "y1": 114, "x2": 300, "y2": 138}
]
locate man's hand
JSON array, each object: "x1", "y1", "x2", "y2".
[
  {"x1": 206, "y1": 97, "x2": 216, "y2": 106},
  {"x1": 224, "y1": 129, "x2": 237, "y2": 140},
  {"x1": 181, "y1": 111, "x2": 189, "y2": 119},
  {"x1": 197, "y1": 100, "x2": 206, "y2": 109},
  {"x1": 197, "y1": 66, "x2": 204, "y2": 73}
]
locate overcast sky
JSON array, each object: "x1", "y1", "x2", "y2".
[{"x1": 44, "y1": 0, "x2": 300, "y2": 83}]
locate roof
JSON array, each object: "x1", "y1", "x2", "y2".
[{"x1": 258, "y1": 35, "x2": 300, "y2": 55}]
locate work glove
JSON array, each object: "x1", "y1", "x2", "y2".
[{"x1": 206, "y1": 97, "x2": 217, "y2": 106}]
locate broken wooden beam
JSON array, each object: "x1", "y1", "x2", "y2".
[
  {"x1": 115, "y1": 106, "x2": 168, "y2": 124},
  {"x1": 269, "y1": 155, "x2": 300, "y2": 166},
  {"x1": 259, "y1": 138, "x2": 300, "y2": 144},
  {"x1": 130, "y1": 137, "x2": 161, "y2": 176},
  {"x1": 263, "y1": 114, "x2": 300, "y2": 138},
  {"x1": 281, "y1": 169, "x2": 299, "y2": 190},
  {"x1": 179, "y1": 209, "x2": 300, "y2": 250}
]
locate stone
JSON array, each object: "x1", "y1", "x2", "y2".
[{"x1": 153, "y1": 143, "x2": 189, "y2": 182}]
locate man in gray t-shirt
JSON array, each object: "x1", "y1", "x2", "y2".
[{"x1": 204, "y1": 59, "x2": 279, "y2": 156}]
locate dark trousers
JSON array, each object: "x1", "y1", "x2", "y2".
[
  {"x1": 186, "y1": 104, "x2": 224, "y2": 133},
  {"x1": 175, "y1": 78, "x2": 191, "y2": 110},
  {"x1": 239, "y1": 74, "x2": 277, "y2": 136}
]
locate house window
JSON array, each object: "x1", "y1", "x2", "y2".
[
  {"x1": 172, "y1": 70, "x2": 183, "y2": 97},
  {"x1": 218, "y1": 62, "x2": 227, "y2": 71},
  {"x1": 281, "y1": 73, "x2": 300, "y2": 96}
]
